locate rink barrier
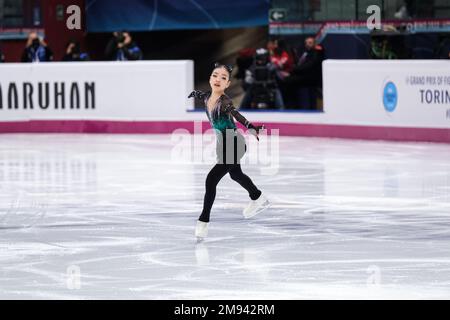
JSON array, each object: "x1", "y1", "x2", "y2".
[
  {"x1": 1, "y1": 60, "x2": 449, "y2": 142},
  {"x1": 0, "y1": 120, "x2": 449, "y2": 143}
]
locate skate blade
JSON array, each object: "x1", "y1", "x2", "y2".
[{"x1": 244, "y1": 200, "x2": 270, "y2": 219}]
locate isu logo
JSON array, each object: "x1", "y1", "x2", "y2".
[{"x1": 383, "y1": 81, "x2": 398, "y2": 112}]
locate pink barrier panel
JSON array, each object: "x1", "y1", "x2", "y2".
[{"x1": 1, "y1": 120, "x2": 450, "y2": 143}]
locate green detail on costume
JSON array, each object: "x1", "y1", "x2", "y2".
[{"x1": 211, "y1": 116, "x2": 236, "y2": 132}]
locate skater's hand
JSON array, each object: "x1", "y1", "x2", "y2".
[
  {"x1": 248, "y1": 124, "x2": 265, "y2": 141},
  {"x1": 188, "y1": 90, "x2": 207, "y2": 99}
]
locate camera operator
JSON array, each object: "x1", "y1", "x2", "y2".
[
  {"x1": 239, "y1": 48, "x2": 284, "y2": 109},
  {"x1": 62, "y1": 40, "x2": 90, "y2": 61},
  {"x1": 105, "y1": 31, "x2": 143, "y2": 61},
  {"x1": 21, "y1": 32, "x2": 54, "y2": 62},
  {"x1": 271, "y1": 39, "x2": 294, "y2": 80}
]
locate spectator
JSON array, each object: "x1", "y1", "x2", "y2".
[
  {"x1": 280, "y1": 37, "x2": 324, "y2": 108},
  {"x1": 240, "y1": 48, "x2": 284, "y2": 109},
  {"x1": 62, "y1": 40, "x2": 90, "y2": 61},
  {"x1": 270, "y1": 39, "x2": 295, "y2": 80},
  {"x1": 21, "y1": 32, "x2": 53, "y2": 62},
  {"x1": 105, "y1": 31, "x2": 143, "y2": 61},
  {"x1": 370, "y1": 37, "x2": 398, "y2": 59}
]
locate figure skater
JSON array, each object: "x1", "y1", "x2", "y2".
[{"x1": 188, "y1": 62, "x2": 270, "y2": 239}]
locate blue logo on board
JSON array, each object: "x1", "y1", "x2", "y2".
[{"x1": 383, "y1": 81, "x2": 397, "y2": 112}]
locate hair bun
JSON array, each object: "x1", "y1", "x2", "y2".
[{"x1": 213, "y1": 62, "x2": 233, "y2": 75}]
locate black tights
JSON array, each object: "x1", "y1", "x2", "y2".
[{"x1": 199, "y1": 164, "x2": 261, "y2": 223}]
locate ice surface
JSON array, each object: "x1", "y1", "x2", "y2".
[{"x1": 1, "y1": 134, "x2": 450, "y2": 299}]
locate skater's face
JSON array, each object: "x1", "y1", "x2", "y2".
[{"x1": 210, "y1": 67, "x2": 230, "y2": 93}]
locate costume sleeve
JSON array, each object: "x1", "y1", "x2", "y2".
[{"x1": 222, "y1": 98, "x2": 253, "y2": 129}]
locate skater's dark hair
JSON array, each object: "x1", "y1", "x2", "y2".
[{"x1": 213, "y1": 62, "x2": 233, "y2": 78}]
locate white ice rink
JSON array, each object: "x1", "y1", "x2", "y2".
[{"x1": 1, "y1": 133, "x2": 450, "y2": 299}]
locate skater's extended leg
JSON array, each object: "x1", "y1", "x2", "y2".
[
  {"x1": 229, "y1": 165, "x2": 269, "y2": 219},
  {"x1": 199, "y1": 164, "x2": 230, "y2": 223},
  {"x1": 228, "y1": 164, "x2": 262, "y2": 200}
]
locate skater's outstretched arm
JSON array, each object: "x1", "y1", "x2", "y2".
[{"x1": 222, "y1": 98, "x2": 265, "y2": 141}]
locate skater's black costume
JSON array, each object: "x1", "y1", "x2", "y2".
[{"x1": 188, "y1": 90, "x2": 263, "y2": 223}]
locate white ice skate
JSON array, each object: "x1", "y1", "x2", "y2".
[
  {"x1": 195, "y1": 221, "x2": 209, "y2": 239},
  {"x1": 243, "y1": 193, "x2": 270, "y2": 219}
]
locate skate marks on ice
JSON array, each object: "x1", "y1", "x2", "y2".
[{"x1": 0, "y1": 134, "x2": 450, "y2": 298}]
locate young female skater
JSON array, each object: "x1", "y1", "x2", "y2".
[{"x1": 188, "y1": 63, "x2": 270, "y2": 238}]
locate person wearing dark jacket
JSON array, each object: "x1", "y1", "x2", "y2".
[
  {"x1": 21, "y1": 32, "x2": 53, "y2": 62},
  {"x1": 62, "y1": 40, "x2": 90, "y2": 61},
  {"x1": 280, "y1": 37, "x2": 324, "y2": 108},
  {"x1": 104, "y1": 31, "x2": 143, "y2": 61}
]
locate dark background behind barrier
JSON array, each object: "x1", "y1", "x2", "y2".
[{"x1": 85, "y1": 0, "x2": 270, "y2": 32}]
